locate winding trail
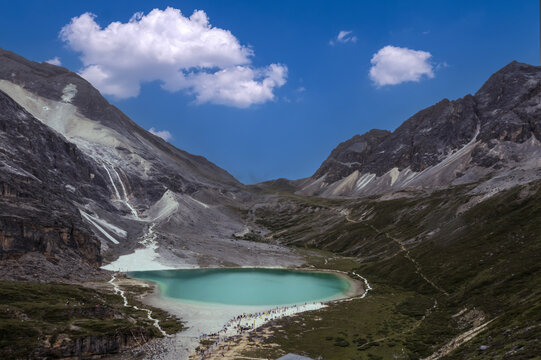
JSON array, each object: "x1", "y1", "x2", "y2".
[
  {"x1": 369, "y1": 225, "x2": 449, "y2": 296},
  {"x1": 357, "y1": 298, "x2": 439, "y2": 350},
  {"x1": 343, "y1": 214, "x2": 487, "y2": 357},
  {"x1": 108, "y1": 275, "x2": 167, "y2": 336},
  {"x1": 342, "y1": 212, "x2": 447, "y2": 296}
]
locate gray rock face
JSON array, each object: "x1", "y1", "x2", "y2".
[
  {"x1": 0, "y1": 48, "x2": 301, "y2": 278},
  {"x1": 314, "y1": 129, "x2": 391, "y2": 183},
  {"x1": 0, "y1": 90, "x2": 103, "y2": 279},
  {"x1": 302, "y1": 61, "x2": 541, "y2": 197}
]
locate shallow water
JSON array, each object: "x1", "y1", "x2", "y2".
[{"x1": 130, "y1": 268, "x2": 350, "y2": 306}]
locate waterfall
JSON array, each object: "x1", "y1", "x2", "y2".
[
  {"x1": 102, "y1": 163, "x2": 139, "y2": 219},
  {"x1": 111, "y1": 167, "x2": 139, "y2": 219},
  {"x1": 102, "y1": 165, "x2": 121, "y2": 200}
]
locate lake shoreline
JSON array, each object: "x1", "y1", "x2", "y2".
[
  {"x1": 128, "y1": 266, "x2": 365, "y2": 305},
  {"x1": 112, "y1": 267, "x2": 366, "y2": 359}
]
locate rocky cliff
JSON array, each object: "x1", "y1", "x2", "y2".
[
  {"x1": 300, "y1": 61, "x2": 541, "y2": 197},
  {"x1": 0, "y1": 48, "x2": 300, "y2": 279},
  {"x1": 0, "y1": 90, "x2": 102, "y2": 280}
]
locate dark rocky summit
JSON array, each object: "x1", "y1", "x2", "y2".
[
  {"x1": 313, "y1": 129, "x2": 391, "y2": 183},
  {"x1": 302, "y1": 61, "x2": 541, "y2": 197}
]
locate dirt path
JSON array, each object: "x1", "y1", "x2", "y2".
[{"x1": 370, "y1": 225, "x2": 449, "y2": 296}]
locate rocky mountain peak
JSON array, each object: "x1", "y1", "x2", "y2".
[
  {"x1": 476, "y1": 61, "x2": 541, "y2": 115},
  {"x1": 0, "y1": 48, "x2": 299, "y2": 279},
  {"x1": 301, "y1": 61, "x2": 541, "y2": 197},
  {"x1": 314, "y1": 129, "x2": 390, "y2": 183}
]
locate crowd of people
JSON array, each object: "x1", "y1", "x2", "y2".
[
  {"x1": 193, "y1": 272, "x2": 371, "y2": 359},
  {"x1": 194, "y1": 302, "x2": 327, "y2": 358}
]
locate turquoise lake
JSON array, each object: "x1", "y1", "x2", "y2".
[{"x1": 129, "y1": 268, "x2": 350, "y2": 306}]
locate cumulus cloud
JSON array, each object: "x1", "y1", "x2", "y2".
[
  {"x1": 45, "y1": 57, "x2": 62, "y2": 66},
  {"x1": 330, "y1": 30, "x2": 357, "y2": 45},
  {"x1": 369, "y1": 46, "x2": 434, "y2": 86},
  {"x1": 188, "y1": 64, "x2": 287, "y2": 107},
  {"x1": 148, "y1": 127, "x2": 172, "y2": 141},
  {"x1": 60, "y1": 7, "x2": 287, "y2": 107}
]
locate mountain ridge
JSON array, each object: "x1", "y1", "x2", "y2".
[
  {"x1": 1, "y1": 49, "x2": 541, "y2": 359},
  {"x1": 290, "y1": 60, "x2": 541, "y2": 197},
  {"x1": 0, "y1": 47, "x2": 301, "y2": 280}
]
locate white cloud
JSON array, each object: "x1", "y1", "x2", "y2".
[
  {"x1": 45, "y1": 57, "x2": 62, "y2": 66},
  {"x1": 369, "y1": 45, "x2": 434, "y2": 86},
  {"x1": 148, "y1": 127, "x2": 172, "y2": 141},
  {"x1": 188, "y1": 63, "x2": 287, "y2": 108},
  {"x1": 330, "y1": 30, "x2": 357, "y2": 45},
  {"x1": 60, "y1": 7, "x2": 287, "y2": 107}
]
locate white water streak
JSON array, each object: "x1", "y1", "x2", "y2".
[
  {"x1": 352, "y1": 272, "x2": 373, "y2": 299},
  {"x1": 102, "y1": 165, "x2": 121, "y2": 200},
  {"x1": 109, "y1": 275, "x2": 167, "y2": 336},
  {"x1": 111, "y1": 166, "x2": 139, "y2": 218}
]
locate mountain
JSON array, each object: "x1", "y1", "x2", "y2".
[
  {"x1": 298, "y1": 61, "x2": 541, "y2": 197},
  {"x1": 0, "y1": 48, "x2": 300, "y2": 280},
  {"x1": 242, "y1": 62, "x2": 541, "y2": 358},
  {"x1": 2, "y1": 48, "x2": 540, "y2": 359},
  {"x1": 0, "y1": 89, "x2": 101, "y2": 281}
]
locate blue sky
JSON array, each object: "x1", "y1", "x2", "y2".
[{"x1": 0, "y1": 0, "x2": 538, "y2": 183}]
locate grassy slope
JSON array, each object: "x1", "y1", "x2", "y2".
[
  {"x1": 0, "y1": 281, "x2": 183, "y2": 359},
  {"x1": 248, "y1": 181, "x2": 541, "y2": 359}
]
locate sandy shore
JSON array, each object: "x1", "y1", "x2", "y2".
[{"x1": 113, "y1": 267, "x2": 365, "y2": 360}]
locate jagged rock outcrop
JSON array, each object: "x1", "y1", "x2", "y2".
[
  {"x1": 313, "y1": 129, "x2": 391, "y2": 183},
  {"x1": 0, "y1": 90, "x2": 102, "y2": 278},
  {"x1": 300, "y1": 61, "x2": 541, "y2": 197}
]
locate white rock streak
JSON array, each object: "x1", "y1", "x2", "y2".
[
  {"x1": 189, "y1": 196, "x2": 209, "y2": 209},
  {"x1": 80, "y1": 210, "x2": 119, "y2": 244}
]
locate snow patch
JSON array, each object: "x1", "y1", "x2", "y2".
[
  {"x1": 102, "y1": 224, "x2": 172, "y2": 272},
  {"x1": 82, "y1": 211, "x2": 127, "y2": 238},
  {"x1": 101, "y1": 163, "x2": 139, "y2": 219},
  {"x1": 64, "y1": 184, "x2": 76, "y2": 193},
  {"x1": 102, "y1": 165, "x2": 121, "y2": 200},
  {"x1": 110, "y1": 166, "x2": 139, "y2": 218}
]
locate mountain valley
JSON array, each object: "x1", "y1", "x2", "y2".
[{"x1": 0, "y1": 48, "x2": 540, "y2": 359}]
